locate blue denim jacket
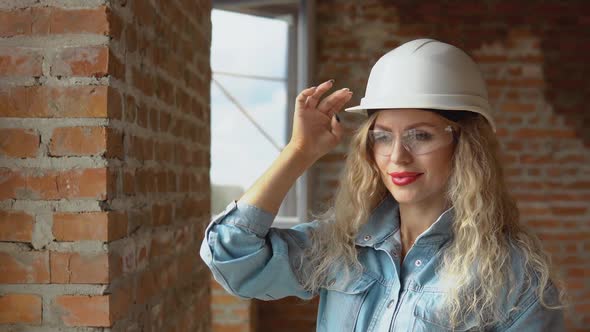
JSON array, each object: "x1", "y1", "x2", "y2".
[{"x1": 200, "y1": 195, "x2": 564, "y2": 331}]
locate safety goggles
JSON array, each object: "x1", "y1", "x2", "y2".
[{"x1": 368, "y1": 125, "x2": 457, "y2": 156}]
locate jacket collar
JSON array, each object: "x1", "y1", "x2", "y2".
[{"x1": 354, "y1": 194, "x2": 456, "y2": 247}]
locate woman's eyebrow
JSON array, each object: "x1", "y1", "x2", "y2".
[{"x1": 373, "y1": 122, "x2": 437, "y2": 131}]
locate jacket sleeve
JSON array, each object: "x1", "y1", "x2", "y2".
[
  {"x1": 497, "y1": 281, "x2": 565, "y2": 332},
  {"x1": 199, "y1": 199, "x2": 319, "y2": 301}
]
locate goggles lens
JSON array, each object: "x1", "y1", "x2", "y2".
[{"x1": 368, "y1": 125, "x2": 455, "y2": 156}]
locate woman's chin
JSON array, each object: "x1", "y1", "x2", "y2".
[{"x1": 389, "y1": 190, "x2": 421, "y2": 204}]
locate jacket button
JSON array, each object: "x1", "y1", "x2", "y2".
[
  {"x1": 328, "y1": 278, "x2": 336, "y2": 287},
  {"x1": 364, "y1": 235, "x2": 372, "y2": 241},
  {"x1": 387, "y1": 299, "x2": 395, "y2": 309},
  {"x1": 415, "y1": 259, "x2": 422, "y2": 267}
]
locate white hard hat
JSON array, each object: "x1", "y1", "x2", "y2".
[{"x1": 345, "y1": 38, "x2": 497, "y2": 132}]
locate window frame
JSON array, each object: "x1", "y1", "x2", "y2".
[{"x1": 211, "y1": 0, "x2": 316, "y2": 228}]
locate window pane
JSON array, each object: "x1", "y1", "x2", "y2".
[
  {"x1": 212, "y1": 75, "x2": 287, "y2": 149},
  {"x1": 211, "y1": 9, "x2": 288, "y2": 79},
  {"x1": 210, "y1": 9, "x2": 290, "y2": 215},
  {"x1": 210, "y1": 78, "x2": 287, "y2": 188}
]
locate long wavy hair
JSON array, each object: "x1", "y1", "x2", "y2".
[{"x1": 296, "y1": 109, "x2": 568, "y2": 329}]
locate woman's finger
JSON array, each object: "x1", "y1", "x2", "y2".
[
  {"x1": 305, "y1": 79, "x2": 334, "y2": 111},
  {"x1": 330, "y1": 114, "x2": 343, "y2": 141},
  {"x1": 325, "y1": 89, "x2": 353, "y2": 117},
  {"x1": 317, "y1": 88, "x2": 351, "y2": 116},
  {"x1": 295, "y1": 86, "x2": 317, "y2": 111}
]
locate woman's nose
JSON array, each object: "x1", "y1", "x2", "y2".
[{"x1": 388, "y1": 139, "x2": 412, "y2": 164}]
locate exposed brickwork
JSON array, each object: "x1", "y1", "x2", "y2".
[{"x1": 0, "y1": 1, "x2": 211, "y2": 331}]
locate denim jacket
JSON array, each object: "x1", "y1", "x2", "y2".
[{"x1": 200, "y1": 195, "x2": 564, "y2": 331}]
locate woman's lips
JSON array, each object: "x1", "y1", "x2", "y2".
[{"x1": 389, "y1": 173, "x2": 423, "y2": 186}]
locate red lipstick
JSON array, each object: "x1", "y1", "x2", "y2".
[{"x1": 388, "y1": 171, "x2": 423, "y2": 186}]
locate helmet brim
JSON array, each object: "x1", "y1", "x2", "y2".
[{"x1": 344, "y1": 103, "x2": 497, "y2": 133}]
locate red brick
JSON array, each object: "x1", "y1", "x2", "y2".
[
  {"x1": 109, "y1": 212, "x2": 130, "y2": 240},
  {"x1": 152, "y1": 203, "x2": 172, "y2": 226},
  {"x1": 132, "y1": 1, "x2": 155, "y2": 28},
  {"x1": 0, "y1": 48, "x2": 43, "y2": 76},
  {"x1": 500, "y1": 102, "x2": 536, "y2": 113},
  {"x1": 107, "y1": 10, "x2": 124, "y2": 41},
  {"x1": 0, "y1": 168, "x2": 107, "y2": 200},
  {"x1": 108, "y1": 50, "x2": 125, "y2": 81},
  {"x1": 0, "y1": 128, "x2": 39, "y2": 158},
  {"x1": 50, "y1": 46, "x2": 109, "y2": 77},
  {"x1": 50, "y1": 6, "x2": 109, "y2": 35},
  {"x1": 0, "y1": 250, "x2": 49, "y2": 283},
  {"x1": 0, "y1": 86, "x2": 108, "y2": 118},
  {"x1": 0, "y1": 9, "x2": 31, "y2": 37},
  {"x1": 53, "y1": 211, "x2": 127, "y2": 242},
  {"x1": 49, "y1": 126, "x2": 106, "y2": 156},
  {"x1": 123, "y1": 170, "x2": 135, "y2": 195},
  {"x1": 567, "y1": 267, "x2": 590, "y2": 278},
  {"x1": 526, "y1": 220, "x2": 561, "y2": 228},
  {"x1": 155, "y1": 171, "x2": 167, "y2": 193},
  {"x1": 0, "y1": 8, "x2": 50, "y2": 37},
  {"x1": 0, "y1": 294, "x2": 42, "y2": 324},
  {"x1": 105, "y1": 127, "x2": 124, "y2": 159},
  {"x1": 109, "y1": 282, "x2": 132, "y2": 321},
  {"x1": 546, "y1": 168, "x2": 578, "y2": 176},
  {"x1": 50, "y1": 251, "x2": 109, "y2": 283},
  {"x1": 54, "y1": 295, "x2": 111, "y2": 327},
  {"x1": 513, "y1": 128, "x2": 577, "y2": 139},
  {"x1": 0, "y1": 210, "x2": 34, "y2": 242},
  {"x1": 0, "y1": 168, "x2": 25, "y2": 200},
  {"x1": 136, "y1": 269, "x2": 157, "y2": 305},
  {"x1": 126, "y1": 24, "x2": 137, "y2": 52},
  {"x1": 131, "y1": 67, "x2": 154, "y2": 96},
  {"x1": 150, "y1": 231, "x2": 174, "y2": 259},
  {"x1": 136, "y1": 243, "x2": 148, "y2": 269},
  {"x1": 537, "y1": 232, "x2": 590, "y2": 242},
  {"x1": 577, "y1": 303, "x2": 590, "y2": 315},
  {"x1": 106, "y1": 167, "x2": 118, "y2": 199},
  {"x1": 58, "y1": 168, "x2": 108, "y2": 199},
  {"x1": 519, "y1": 154, "x2": 553, "y2": 164},
  {"x1": 107, "y1": 87, "x2": 122, "y2": 120},
  {"x1": 137, "y1": 103, "x2": 149, "y2": 128},
  {"x1": 551, "y1": 206, "x2": 587, "y2": 216}
]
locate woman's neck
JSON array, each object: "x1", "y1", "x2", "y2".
[{"x1": 398, "y1": 195, "x2": 450, "y2": 250}]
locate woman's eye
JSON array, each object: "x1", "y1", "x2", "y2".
[
  {"x1": 415, "y1": 132, "x2": 432, "y2": 140},
  {"x1": 373, "y1": 133, "x2": 391, "y2": 142},
  {"x1": 406, "y1": 129, "x2": 432, "y2": 140}
]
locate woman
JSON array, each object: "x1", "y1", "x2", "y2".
[{"x1": 200, "y1": 39, "x2": 567, "y2": 331}]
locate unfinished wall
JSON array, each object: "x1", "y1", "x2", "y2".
[
  {"x1": 254, "y1": 1, "x2": 590, "y2": 331},
  {"x1": 0, "y1": 0, "x2": 211, "y2": 330}
]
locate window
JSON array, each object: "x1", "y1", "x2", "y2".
[{"x1": 210, "y1": 0, "x2": 315, "y2": 228}]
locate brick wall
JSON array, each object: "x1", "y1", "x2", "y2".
[
  {"x1": 255, "y1": 1, "x2": 589, "y2": 331},
  {"x1": 211, "y1": 281, "x2": 257, "y2": 332},
  {"x1": 0, "y1": 0, "x2": 211, "y2": 331}
]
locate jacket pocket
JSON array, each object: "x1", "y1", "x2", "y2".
[
  {"x1": 318, "y1": 272, "x2": 377, "y2": 332},
  {"x1": 412, "y1": 291, "x2": 481, "y2": 332}
]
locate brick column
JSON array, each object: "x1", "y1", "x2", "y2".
[{"x1": 0, "y1": 0, "x2": 211, "y2": 330}]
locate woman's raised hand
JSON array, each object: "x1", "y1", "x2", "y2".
[{"x1": 287, "y1": 79, "x2": 353, "y2": 163}]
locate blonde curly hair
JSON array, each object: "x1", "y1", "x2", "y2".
[{"x1": 296, "y1": 110, "x2": 568, "y2": 329}]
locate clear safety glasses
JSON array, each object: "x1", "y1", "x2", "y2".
[{"x1": 368, "y1": 125, "x2": 457, "y2": 156}]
